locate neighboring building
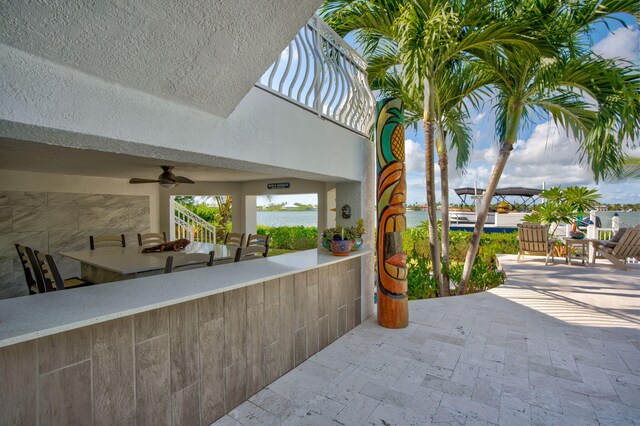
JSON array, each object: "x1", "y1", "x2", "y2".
[
  {"x1": 0, "y1": 2, "x2": 376, "y2": 302},
  {"x1": 282, "y1": 203, "x2": 298, "y2": 210}
]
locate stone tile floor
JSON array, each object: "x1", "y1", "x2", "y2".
[{"x1": 215, "y1": 255, "x2": 640, "y2": 425}]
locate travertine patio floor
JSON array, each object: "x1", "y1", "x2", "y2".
[{"x1": 215, "y1": 254, "x2": 640, "y2": 425}]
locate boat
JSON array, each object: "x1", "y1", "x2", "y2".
[{"x1": 448, "y1": 186, "x2": 542, "y2": 233}]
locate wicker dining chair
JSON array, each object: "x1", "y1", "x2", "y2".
[
  {"x1": 224, "y1": 232, "x2": 245, "y2": 247},
  {"x1": 15, "y1": 244, "x2": 44, "y2": 294},
  {"x1": 138, "y1": 232, "x2": 167, "y2": 247},
  {"x1": 90, "y1": 234, "x2": 126, "y2": 250},
  {"x1": 165, "y1": 252, "x2": 215, "y2": 273},
  {"x1": 234, "y1": 245, "x2": 268, "y2": 262}
]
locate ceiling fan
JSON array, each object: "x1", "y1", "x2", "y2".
[{"x1": 129, "y1": 165, "x2": 195, "y2": 188}]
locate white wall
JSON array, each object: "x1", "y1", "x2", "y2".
[{"x1": 0, "y1": 44, "x2": 371, "y2": 183}]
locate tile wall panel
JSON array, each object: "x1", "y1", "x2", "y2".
[
  {"x1": 0, "y1": 255, "x2": 367, "y2": 425},
  {"x1": 39, "y1": 360, "x2": 92, "y2": 426},
  {"x1": 92, "y1": 317, "x2": 135, "y2": 426},
  {"x1": 0, "y1": 191, "x2": 150, "y2": 299}
]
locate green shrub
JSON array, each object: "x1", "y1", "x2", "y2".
[
  {"x1": 256, "y1": 225, "x2": 318, "y2": 251},
  {"x1": 448, "y1": 258, "x2": 506, "y2": 293},
  {"x1": 402, "y1": 226, "x2": 515, "y2": 299}
]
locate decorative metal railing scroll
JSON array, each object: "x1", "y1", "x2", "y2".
[{"x1": 257, "y1": 15, "x2": 376, "y2": 136}]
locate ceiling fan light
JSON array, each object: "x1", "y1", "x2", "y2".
[{"x1": 160, "y1": 182, "x2": 177, "y2": 189}]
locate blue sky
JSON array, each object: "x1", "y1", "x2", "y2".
[{"x1": 401, "y1": 14, "x2": 640, "y2": 205}]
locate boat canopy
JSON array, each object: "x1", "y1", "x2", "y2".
[{"x1": 455, "y1": 186, "x2": 542, "y2": 211}]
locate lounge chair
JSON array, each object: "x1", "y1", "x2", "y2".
[
  {"x1": 594, "y1": 226, "x2": 640, "y2": 270},
  {"x1": 517, "y1": 223, "x2": 557, "y2": 265}
]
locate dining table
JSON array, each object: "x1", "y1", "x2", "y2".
[{"x1": 60, "y1": 242, "x2": 238, "y2": 283}]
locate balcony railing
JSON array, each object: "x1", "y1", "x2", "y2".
[{"x1": 257, "y1": 15, "x2": 376, "y2": 136}]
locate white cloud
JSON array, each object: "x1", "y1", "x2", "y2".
[
  {"x1": 404, "y1": 119, "x2": 640, "y2": 204},
  {"x1": 593, "y1": 27, "x2": 639, "y2": 65},
  {"x1": 404, "y1": 138, "x2": 425, "y2": 173}
]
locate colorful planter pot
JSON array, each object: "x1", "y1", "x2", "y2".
[
  {"x1": 352, "y1": 237, "x2": 363, "y2": 250},
  {"x1": 331, "y1": 240, "x2": 353, "y2": 256}
]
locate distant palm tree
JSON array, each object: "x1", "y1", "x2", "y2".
[{"x1": 457, "y1": 1, "x2": 640, "y2": 293}]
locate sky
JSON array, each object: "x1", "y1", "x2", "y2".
[
  {"x1": 261, "y1": 14, "x2": 639, "y2": 207},
  {"x1": 400, "y1": 17, "x2": 640, "y2": 205}
]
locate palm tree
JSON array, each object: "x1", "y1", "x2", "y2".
[
  {"x1": 605, "y1": 156, "x2": 640, "y2": 181},
  {"x1": 322, "y1": 0, "x2": 536, "y2": 296},
  {"x1": 457, "y1": 1, "x2": 640, "y2": 293},
  {"x1": 374, "y1": 62, "x2": 490, "y2": 290}
]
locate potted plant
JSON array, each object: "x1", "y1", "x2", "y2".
[{"x1": 321, "y1": 219, "x2": 365, "y2": 254}]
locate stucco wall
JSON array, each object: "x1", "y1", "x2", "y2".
[
  {"x1": 0, "y1": 170, "x2": 159, "y2": 298},
  {"x1": 0, "y1": 43, "x2": 371, "y2": 183}
]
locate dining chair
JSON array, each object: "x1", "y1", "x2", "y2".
[
  {"x1": 33, "y1": 250, "x2": 94, "y2": 290},
  {"x1": 234, "y1": 245, "x2": 267, "y2": 262},
  {"x1": 247, "y1": 233, "x2": 270, "y2": 249},
  {"x1": 224, "y1": 232, "x2": 245, "y2": 247},
  {"x1": 15, "y1": 244, "x2": 44, "y2": 294},
  {"x1": 138, "y1": 232, "x2": 167, "y2": 247},
  {"x1": 90, "y1": 234, "x2": 126, "y2": 250},
  {"x1": 164, "y1": 251, "x2": 215, "y2": 273}
]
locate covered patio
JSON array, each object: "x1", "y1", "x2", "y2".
[{"x1": 218, "y1": 255, "x2": 640, "y2": 425}]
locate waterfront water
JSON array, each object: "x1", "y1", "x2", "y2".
[{"x1": 257, "y1": 210, "x2": 640, "y2": 229}]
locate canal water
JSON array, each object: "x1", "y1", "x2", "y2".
[{"x1": 257, "y1": 210, "x2": 640, "y2": 229}]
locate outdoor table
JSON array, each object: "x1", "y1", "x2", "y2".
[
  {"x1": 561, "y1": 237, "x2": 597, "y2": 266},
  {"x1": 60, "y1": 242, "x2": 238, "y2": 283}
]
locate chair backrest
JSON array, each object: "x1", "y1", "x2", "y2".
[
  {"x1": 517, "y1": 223, "x2": 549, "y2": 253},
  {"x1": 15, "y1": 244, "x2": 43, "y2": 294},
  {"x1": 224, "y1": 232, "x2": 245, "y2": 247},
  {"x1": 33, "y1": 251, "x2": 68, "y2": 291},
  {"x1": 612, "y1": 228, "x2": 640, "y2": 258},
  {"x1": 164, "y1": 252, "x2": 215, "y2": 273},
  {"x1": 246, "y1": 234, "x2": 270, "y2": 247},
  {"x1": 234, "y1": 245, "x2": 267, "y2": 262},
  {"x1": 138, "y1": 232, "x2": 167, "y2": 247},
  {"x1": 90, "y1": 234, "x2": 126, "y2": 250}
]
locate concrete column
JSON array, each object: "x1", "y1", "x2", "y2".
[
  {"x1": 244, "y1": 195, "x2": 257, "y2": 236},
  {"x1": 327, "y1": 187, "x2": 336, "y2": 228},
  {"x1": 335, "y1": 182, "x2": 361, "y2": 228},
  {"x1": 232, "y1": 195, "x2": 244, "y2": 234},
  {"x1": 317, "y1": 190, "x2": 328, "y2": 233}
]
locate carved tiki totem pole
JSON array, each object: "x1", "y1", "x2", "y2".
[{"x1": 375, "y1": 98, "x2": 408, "y2": 328}]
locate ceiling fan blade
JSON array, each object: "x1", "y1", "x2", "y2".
[
  {"x1": 129, "y1": 178, "x2": 160, "y2": 184},
  {"x1": 174, "y1": 176, "x2": 195, "y2": 184}
]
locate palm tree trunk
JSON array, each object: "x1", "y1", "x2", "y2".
[
  {"x1": 423, "y1": 79, "x2": 442, "y2": 295},
  {"x1": 458, "y1": 107, "x2": 522, "y2": 294},
  {"x1": 436, "y1": 130, "x2": 450, "y2": 296}
]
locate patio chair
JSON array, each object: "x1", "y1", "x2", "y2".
[
  {"x1": 224, "y1": 232, "x2": 245, "y2": 247},
  {"x1": 234, "y1": 245, "x2": 267, "y2": 262},
  {"x1": 517, "y1": 223, "x2": 557, "y2": 265},
  {"x1": 594, "y1": 226, "x2": 640, "y2": 270},
  {"x1": 33, "y1": 250, "x2": 94, "y2": 290},
  {"x1": 15, "y1": 244, "x2": 44, "y2": 294},
  {"x1": 137, "y1": 232, "x2": 167, "y2": 247},
  {"x1": 90, "y1": 234, "x2": 126, "y2": 250},
  {"x1": 164, "y1": 251, "x2": 215, "y2": 273},
  {"x1": 246, "y1": 233, "x2": 270, "y2": 256}
]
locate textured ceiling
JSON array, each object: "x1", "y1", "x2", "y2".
[
  {"x1": 0, "y1": 138, "x2": 278, "y2": 182},
  {"x1": 0, "y1": 0, "x2": 322, "y2": 117}
]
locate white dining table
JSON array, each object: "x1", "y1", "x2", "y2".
[{"x1": 60, "y1": 242, "x2": 238, "y2": 283}]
